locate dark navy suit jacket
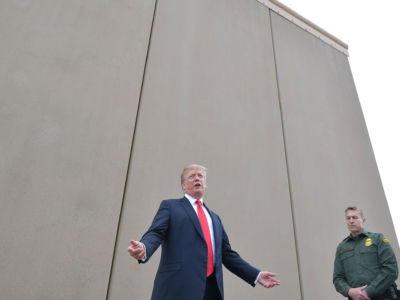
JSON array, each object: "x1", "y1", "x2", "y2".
[{"x1": 140, "y1": 197, "x2": 260, "y2": 300}]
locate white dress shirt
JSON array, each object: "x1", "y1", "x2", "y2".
[
  {"x1": 185, "y1": 193, "x2": 216, "y2": 260},
  {"x1": 185, "y1": 194, "x2": 260, "y2": 284}
]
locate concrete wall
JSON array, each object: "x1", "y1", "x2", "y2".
[
  {"x1": 0, "y1": 1, "x2": 155, "y2": 299},
  {"x1": 0, "y1": 0, "x2": 398, "y2": 299}
]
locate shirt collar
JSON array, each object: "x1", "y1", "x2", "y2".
[
  {"x1": 185, "y1": 193, "x2": 203, "y2": 205},
  {"x1": 361, "y1": 229, "x2": 370, "y2": 237},
  {"x1": 347, "y1": 229, "x2": 369, "y2": 240}
]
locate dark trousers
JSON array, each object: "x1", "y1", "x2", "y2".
[{"x1": 203, "y1": 272, "x2": 222, "y2": 300}]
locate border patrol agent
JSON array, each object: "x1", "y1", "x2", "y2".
[{"x1": 333, "y1": 206, "x2": 399, "y2": 300}]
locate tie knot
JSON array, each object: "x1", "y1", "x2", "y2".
[{"x1": 196, "y1": 199, "x2": 201, "y2": 206}]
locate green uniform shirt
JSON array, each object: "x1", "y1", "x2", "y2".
[{"x1": 333, "y1": 230, "x2": 398, "y2": 298}]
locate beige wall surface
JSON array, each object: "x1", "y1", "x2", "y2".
[
  {"x1": 0, "y1": 0, "x2": 155, "y2": 299},
  {"x1": 270, "y1": 11, "x2": 400, "y2": 299},
  {"x1": 108, "y1": 0, "x2": 300, "y2": 299},
  {"x1": 1, "y1": 1, "x2": 398, "y2": 300}
]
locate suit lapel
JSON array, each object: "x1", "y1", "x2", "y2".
[{"x1": 180, "y1": 197, "x2": 205, "y2": 240}]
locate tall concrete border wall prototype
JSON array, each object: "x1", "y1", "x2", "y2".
[{"x1": 1, "y1": 0, "x2": 398, "y2": 299}]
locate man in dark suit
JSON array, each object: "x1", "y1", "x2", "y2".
[{"x1": 128, "y1": 164, "x2": 280, "y2": 300}]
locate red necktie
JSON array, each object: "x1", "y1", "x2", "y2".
[{"x1": 196, "y1": 200, "x2": 214, "y2": 277}]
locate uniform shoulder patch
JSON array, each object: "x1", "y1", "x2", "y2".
[
  {"x1": 365, "y1": 238, "x2": 372, "y2": 247},
  {"x1": 383, "y1": 237, "x2": 390, "y2": 244}
]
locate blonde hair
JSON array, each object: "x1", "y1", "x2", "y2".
[{"x1": 181, "y1": 164, "x2": 207, "y2": 183}]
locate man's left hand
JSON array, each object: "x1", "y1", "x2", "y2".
[{"x1": 257, "y1": 271, "x2": 280, "y2": 288}]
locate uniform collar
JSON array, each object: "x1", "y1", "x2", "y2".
[
  {"x1": 361, "y1": 229, "x2": 371, "y2": 237},
  {"x1": 345, "y1": 229, "x2": 369, "y2": 241}
]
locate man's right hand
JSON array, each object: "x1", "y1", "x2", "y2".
[
  {"x1": 348, "y1": 285, "x2": 370, "y2": 300},
  {"x1": 128, "y1": 240, "x2": 146, "y2": 260}
]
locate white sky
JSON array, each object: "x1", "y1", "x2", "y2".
[{"x1": 280, "y1": 0, "x2": 400, "y2": 239}]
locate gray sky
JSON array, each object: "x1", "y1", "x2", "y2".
[{"x1": 280, "y1": 0, "x2": 400, "y2": 238}]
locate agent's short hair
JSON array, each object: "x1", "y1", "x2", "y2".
[
  {"x1": 345, "y1": 206, "x2": 364, "y2": 218},
  {"x1": 181, "y1": 164, "x2": 207, "y2": 184}
]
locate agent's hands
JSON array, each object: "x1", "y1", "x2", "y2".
[
  {"x1": 348, "y1": 285, "x2": 370, "y2": 300},
  {"x1": 257, "y1": 271, "x2": 280, "y2": 288},
  {"x1": 128, "y1": 240, "x2": 146, "y2": 260}
]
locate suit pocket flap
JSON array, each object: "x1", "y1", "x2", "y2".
[{"x1": 158, "y1": 263, "x2": 182, "y2": 273}]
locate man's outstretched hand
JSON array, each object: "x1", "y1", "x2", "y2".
[
  {"x1": 257, "y1": 271, "x2": 280, "y2": 288},
  {"x1": 128, "y1": 240, "x2": 146, "y2": 260}
]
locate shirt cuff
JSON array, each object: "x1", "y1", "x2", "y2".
[
  {"x1": 139, "y1": 242, "x2": 147, "y2": 262},
  {"x1": 364, "y1": 286, "x2": 376, "y2": 298},
  {"x1": 254, "y1": 272, "x2": 261, "y2": 285}
]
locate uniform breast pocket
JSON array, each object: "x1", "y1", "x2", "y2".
[
  {"x1": 340, "y1": 250, "x2": 355, "y2": 273},
  {"x1": 340, "y1": 250, "x2": 354, "y2": 261},
  {"x1": 360, "y1": 246, "x2": 378, "y2": 267}
]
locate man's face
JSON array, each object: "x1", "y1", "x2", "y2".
[
  {"x1": 346, "y1": 210, "x2": 365, "y2": 236},
  {"x1": 181, "y1": 167, "x2": 206, "y2": 199}
]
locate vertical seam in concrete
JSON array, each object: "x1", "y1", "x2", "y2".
[
  {"x1": 105, "y1": 0, "x2": 158, "y2": 299},
  {"x1": 268, "y1": 9, "x2": 304, "y2": 300}
]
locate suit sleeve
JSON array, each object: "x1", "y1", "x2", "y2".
[
  {"x1": 220, "y1": 218, "x2": 260, "y2": 286},
  {"x1": 364, "y1": 235, "x2": 398, "y2": 298},
  {"x1": 139, "y1": 200, "x2": 170, "y2": 263}
]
